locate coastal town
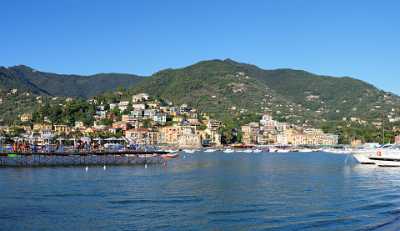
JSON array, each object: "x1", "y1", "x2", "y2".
[{"x1": 0, "y1": 91, "x2": 339, "y2": 150}]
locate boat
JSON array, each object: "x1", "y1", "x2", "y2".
[
  {"x1": 223, "y1": 149, "x2": 234, "y2": 153},
  {"x1": 253, "y1": 149, "x2": 262, "y2": 153},
  {"x1": 183, "y1": 149, "x2": 196, "y2": 154},
  {"x1": 204, "y1": 149, "x2": 216, "y2": 153},
  {"x1": 298, "y1": 149, "x2": 313, "y2": 153},
  {"x1": 161, "y1": 153, "x2": 180, "y2": 159},
  {"x1": 368, "y1": 145, "x2": 400, "y2": 167},
  {"x1": 243, "y1": 149, "x2": 253, "y2": 153},
  {"x1": 352, "y1": 144, "x2": 397, "y2": 166}
]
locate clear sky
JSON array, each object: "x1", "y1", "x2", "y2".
[{"x1": 1, "y1": 0, "x2": 399, "y2": 93}]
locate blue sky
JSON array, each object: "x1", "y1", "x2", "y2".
[{"x1": 1, "y1": 0, "x2": 399, "y2": 93}]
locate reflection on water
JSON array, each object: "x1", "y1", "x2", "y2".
[{"x1": 1, "y1": 152, "x2": 400, "y2": 230}]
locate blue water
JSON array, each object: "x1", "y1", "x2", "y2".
[{"x1": 1, "y1": 152, "x2": 400, "y2": 231}]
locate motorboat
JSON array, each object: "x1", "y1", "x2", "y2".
[
  {"x1": 352, "y1": 144, "x2": 398, "y2": 166},
  {"x1": 204, "y1": 149, "x2": 216, "y2": 153},
  {"x1": 368, "y1": 144, "x2": 400, "y2": 167},
  {"x1": 183, "y1": 149, "x2": 196, "y2": 154},
  {"x1": 253, "y1": 149, "x2": 262, "y2": 153},
  {"x1": 223, "y1": 149, "x2": 234, "y2": 153},
  {"x1": 243, "y1": 149, "x2": 253, "y2": 153}
]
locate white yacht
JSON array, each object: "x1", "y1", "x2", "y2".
[
  {"x1": 204, "y1": 149, "x2": 216, "y2": 153},
  {"x1": 352, "y1": 144, "x2": 397, "y2": 166},
  {"x1": 183, "y1": 149, "x2": 196, "y2": 154},
  {"x1": 368, "y1": 144, "x2": 400, "y2": 167}
]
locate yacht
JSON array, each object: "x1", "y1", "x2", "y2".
[
  {"x1": 368, "y1": 144, "x2": 400, "y2": 167},
  {"x1": 253, "y1": 149, "x2": 262, "y2": 153},
  {"x1": 352, "y1": 144, "x2": 397, "y2": 166},
  {"x1": 204, "y1": 149, "x2": 216, "y2": 153}
]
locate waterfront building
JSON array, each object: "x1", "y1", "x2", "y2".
[
  {"x1": 241, "y1": 125, "x2": 252, "y2": 145},
  {"x1": 125, "y1": 128, "x2": 160, "y2": 145},
  {"x1": 178, "y1": 126, "x2": 202, "y2": 148},
  {"x1": 159, "y1": 126, "x2": 180, "y2": 145},
  {"x1": 242, "y1": 114, "x2": 338, "y2": 146}
]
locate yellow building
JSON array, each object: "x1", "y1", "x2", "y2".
[{"x1": 159, "y1": 126, "x2": 180, "y2": 145}]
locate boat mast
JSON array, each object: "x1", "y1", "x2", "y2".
[{"x1": 382, "y1": 113, "x2": 385, "y2": 144}]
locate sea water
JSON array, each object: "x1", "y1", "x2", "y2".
[{"x1": 1, "y1": 152, "x2": 399, "y2": 230}]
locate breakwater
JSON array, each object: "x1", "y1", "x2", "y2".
[{"x1": 0, "y1": 151, "x2": 167, "y2": 167}]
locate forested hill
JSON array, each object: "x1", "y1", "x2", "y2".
[
  {"x1": 3, "y1": 59, "x2": 400, "y2": 140},
  {"x1": 0, "y1": 65, "x2": 143, "y2": 98},
  {"x1": 126, "y1": 59, "x2": 400, "y2": 130}
]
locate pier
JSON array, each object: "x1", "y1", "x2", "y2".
[{"x1": 0, "y1": 150, "x2": 170, "y2": 167}]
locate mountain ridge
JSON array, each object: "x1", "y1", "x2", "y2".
[{"x1": 0, "y1": 65, "x2": 144, "y2": 98}]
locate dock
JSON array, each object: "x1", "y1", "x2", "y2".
[{"x1": 0, "y1": 150, "x2": 170, "y2": 167}]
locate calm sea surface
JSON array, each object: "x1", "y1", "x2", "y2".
[{"x1": 1, "y1": 152, "x2": 400, "y2": 231}]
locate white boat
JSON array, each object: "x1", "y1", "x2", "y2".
[
  {"x1": 352, "y1": 144, "x2": 397, "y2": 166},
  {"x1": 253, "y1": 149, "x2": 262, "y2": 153},
  {"x1": 223, "y1": 149, "x2": 234, "y2": 153},
  {"x1": 183, "y1": 149, "x2": 196, "y2": 154},
  {"x1": 368, "y1": 145, "x2": 400, "y2": 167},
  {"x1": 204, "y1": 149, "x2": 216, "y2": 153},
  {"x1": 299, "y1": 149, "x2": 313, "y2": 153},
  {"x1": 243, "y1": 149, "x2": 253, "y2": 153}
]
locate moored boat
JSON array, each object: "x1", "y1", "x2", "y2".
[
  {"x1": 161, "y1": 153, "x2": 180, "y2": 159},
  {"x1": 183, "y1": 149, "x2": 196, "y2": 154},
  {"x1": 352, "y1": 144, "x2": 399, "y2": 166}
]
